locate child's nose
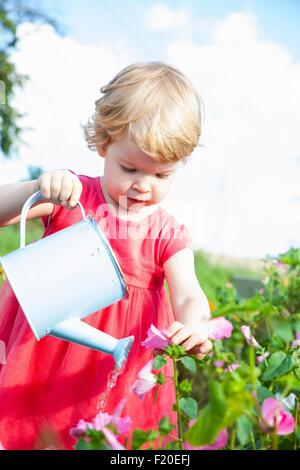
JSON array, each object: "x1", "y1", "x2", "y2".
[{"x1": 131, "y1": 176, "x2": 151, "y2": 193}]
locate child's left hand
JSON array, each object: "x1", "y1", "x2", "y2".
[{"x1": 166, "y1": 321, "x2": 213, "y2": 360}]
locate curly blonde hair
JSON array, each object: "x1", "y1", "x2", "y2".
[{"x1": 83, "y1": 61, "x2": 202, "y2": 163}]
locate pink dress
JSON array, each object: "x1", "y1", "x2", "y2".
[{"x1": 0, "y1": 174, "x2": 192, "y2": 450}]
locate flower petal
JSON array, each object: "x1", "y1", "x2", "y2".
[
  {"x1": 102, "y1": 427, "x2": 125, "y2": 450},
  {"x1": 141, "y1": 324, "x2": 170, "y2": 349},
  {"x1": 209, "y1": 317, "x2": 233, "y2": 340},
  {"x1": 241, "y1": 325, "x2": 260, "y2": 348}
]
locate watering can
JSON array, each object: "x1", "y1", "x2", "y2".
[{"x1": 0, "y1": 191, "x2": 134, "y2": 368}]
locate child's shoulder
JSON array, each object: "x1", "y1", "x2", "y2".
[
  {"x1": 155, "y1": 206, "x2": 186, "y2": 233},
  {"x1": 154, "y1": 207, "x2": 193, "y2": 266}
]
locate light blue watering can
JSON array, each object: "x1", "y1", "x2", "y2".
[{"x1": 0, "y1": 191, "x2": 134, "y2": 368}]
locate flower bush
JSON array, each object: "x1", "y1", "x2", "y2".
[{"x1": 70, "y1": 247, "x2": 300, "y2": 450}]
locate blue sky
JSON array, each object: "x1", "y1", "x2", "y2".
[{"x1": 42, "y1": 0, "x2": 300, "y2": 61}]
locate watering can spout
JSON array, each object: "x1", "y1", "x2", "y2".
[{"x1": 50, "y1": 319, "x2": 134, "y2": 369}]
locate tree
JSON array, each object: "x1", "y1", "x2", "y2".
[{"x1": 0, "y1": 0, "x2": 59, "y2": 157}]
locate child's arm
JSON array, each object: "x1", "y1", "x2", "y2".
[
  {"x1": 0, "y1": 170, "x2": 82, "y2": 227},
  {"x1": 163, "y1": 248, "x2": 212, "y2": 359}
]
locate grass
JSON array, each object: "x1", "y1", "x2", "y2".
[
  {"x1": 0, "y1": 219, "x2": 44, "y2": 288},
  {"x1": 0, "y1": 218, "x2": 263, "y2": 299},
  {"x1": 0, "y1": 219, "x2": 44, "y2": 256}
]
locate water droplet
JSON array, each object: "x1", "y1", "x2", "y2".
[{"x1": 97, "y1": 359, "x2": 128, "y2": 411}]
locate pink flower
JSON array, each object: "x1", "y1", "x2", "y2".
[
  {"x1": 185, "y1": 423, "x2": 228, "y2": 450},
  {"x1": 224, "y1": 363, "x2": 240, "y2": 373},
  {"x1": 292, "y1": 332, "x2": 300, "y2": 348},
  {"x1": 209, "y1": 317, "x2": 233, "y2": 340},
  {"x1": 141, "y1": 325, "x2": 170, "y2": 349},
  {"x1": 69, "y1": 399, "x2": 132, "y2": 449},
  {"x1": 214, "y1": 360, "x2": 225, "y2": 368},
  {"x1": 261, "y1": 398, "x2": 295, "y2": 435},
  {"x1": 256, "y1": 352, "x2": 270, "y2": 364},
  {"x1": 0, "y1": 441, "x2": 5, "y2": 450},
  {"x1": 69, "y1": 418, "x2": 92, "y2": 438},
  {"x1": 241, "y1": 325, "x2": 260, "y2": 348},
  {"x1": 102, "y1": 427, "x2": 125, "y2": 450},
  {"x1": 131, "y1": 359, "x2": 157, "y2": 399}
]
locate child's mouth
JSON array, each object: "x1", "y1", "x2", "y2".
[{"x1": 127, "y1": 197, "x2": 147, "y2": 205}]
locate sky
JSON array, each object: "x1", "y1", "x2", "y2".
[{"x1": 1, "y1": 0, "x2": 299, "y2": 259}]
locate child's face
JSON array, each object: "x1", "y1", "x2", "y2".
[{"x1": 98, "y1": 133, "x2": 179, "y2": 213}]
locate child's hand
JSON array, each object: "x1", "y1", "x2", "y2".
[
  {"x1": 166, "y1": 321, "x2": 212, "y2": 360},
  {"x1": 37, "y1": 170, "x2": 82, "y2": 210}
]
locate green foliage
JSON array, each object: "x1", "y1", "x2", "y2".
[
  {"x1": 131, "y1": 429, "x2": 159, "y2": 450},
  {"x1": 236, "y1": 415, "x2": 253, "y2": 446},
  {"x1": 179, "y1": 397, "x2": 198, "y2": 419},
  {"x1": 0, "y1": 219, "x2": 44, "y2": 288},
  {"x1": 180, "y1": 356, "x2": 196, "y2": 374},
  {"x1": 74, "y1": 429, "x2": 111, "y2": 450},
  {"x1": 158, "y1": 417, "x2": 175, "y2": 436},
  {"x1": 262, "y1": 352, "x2": 294, "y2": 381},
  {"x1": 185, "y1": 382, "x2": 227, "y2": 445},
  {"x1": 0, "y1": 1, "x2": 59, "y2": 157}
]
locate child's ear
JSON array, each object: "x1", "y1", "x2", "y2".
[
  {"x1": 97, "y1": 145, "x2": 106, "y2": 158},
  {"x1": 97, "y1": 136, "x2": 111, "y2": 158}
]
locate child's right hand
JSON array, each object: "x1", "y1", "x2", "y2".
[{"x1": 37, "y1": 170, "x2": 83, "y2": 210}]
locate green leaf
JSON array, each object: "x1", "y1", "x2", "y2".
[
  {"x1": 158, "y1": 416, "x2": 175, "y2": 436},
  {"x1": 75, "y1": 438, "x2": 91, "y2": 450},
  {"x1": 224, "y1": 391, "x2": 253, "y2": 427},
  {"x1": 269, "y1": 316, "x2": 293, "y2": 342},
  {"x1": 279, "y1": 248, "x2": 300, "y2": 267},
  {"x1": 256, "y1": 385, "x2": 274, "y2": 404},
  {"x1": 180, "y1": 356, "x2": 196, "y2": 373},
  {"x1": 153, "y1": 355, "x2": 167, "y2": 370},
  {"x1": 185, "y1": 382, "x2": 227, "y2": 446},
  {"x1": 262, "y1": 351, "x2": 294, "y2": 381},
  {"x1": 131, "y1": 429, "x2": 159, "y2": 450},
  {"x1": 180, "y1": 397, "x2": 198, "y2": 418},
  {"x1": 236, "y1": 415, "x2": 253, "y2": 446},
  {"x1": 156, "y1": 372, "x2": 165, "y2": 385}
]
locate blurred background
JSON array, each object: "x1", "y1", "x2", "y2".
[{"x1": 1, "y1": 0, "x2": 299, "y2": 268}]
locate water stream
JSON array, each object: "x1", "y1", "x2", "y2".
[{"x1": 97, "y1": 358, "x2": 128, "y2": 411}]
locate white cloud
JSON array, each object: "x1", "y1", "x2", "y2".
[
  {"x1": 163, "y1": 13, "x2": 300, "y2": 257},
  {"x1": 145, "y1": 3, "x2": 189, "y2": 31},
  {"x1": 1, "y1": 13, "x2": 299, "y2": 259},
  {"x1": 3, "y1": 22, "x2": 135, "y2": 182},
  {"x1": 212, "y1": 12, "x2": 257, "y2": 44}
]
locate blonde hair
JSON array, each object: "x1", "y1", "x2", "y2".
[{"x1": 83, "y1": 61, "x2": 202, "y2": 163}]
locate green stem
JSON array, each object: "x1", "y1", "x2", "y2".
[
  {"x1": 249, "y1": 344, "x2": 255, "y2": 391},
  {"x1": 293, "y1": 398, "x2": 299, "y2": 450},
  {"x1": 250, "y1": 431, "x2": 256, "y2": 450},
  {"x1": 173, "y1": 358, "x2": 184, "y2": 450},
  {"x1": 230, "y1": 427, "x2": 236, "y2": 450},
  {"x1": 265, "y1": 317, "x2": 272, "y2": 339},
  {"x1": 271, "y1": 429, "x2": 278, "y2": 450}
]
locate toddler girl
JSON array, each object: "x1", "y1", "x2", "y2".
[{"x1": 0, "y1": 62, "x2": 212, "y2": 449}]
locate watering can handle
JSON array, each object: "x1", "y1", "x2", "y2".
[{"x1": 20, "y1": 190, "x2": 86, "y2": 249}]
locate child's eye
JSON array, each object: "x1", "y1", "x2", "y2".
[
  {"x1": 121, "y1": 166, "x2": 136, "y2": 173},
  {"x1": 156, "y1": 173, "x2": 169, "y2": 179}
]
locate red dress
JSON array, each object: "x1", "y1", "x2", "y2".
[{"x1": 0, "y1": 174, "x2": 192, "y2": 450}]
